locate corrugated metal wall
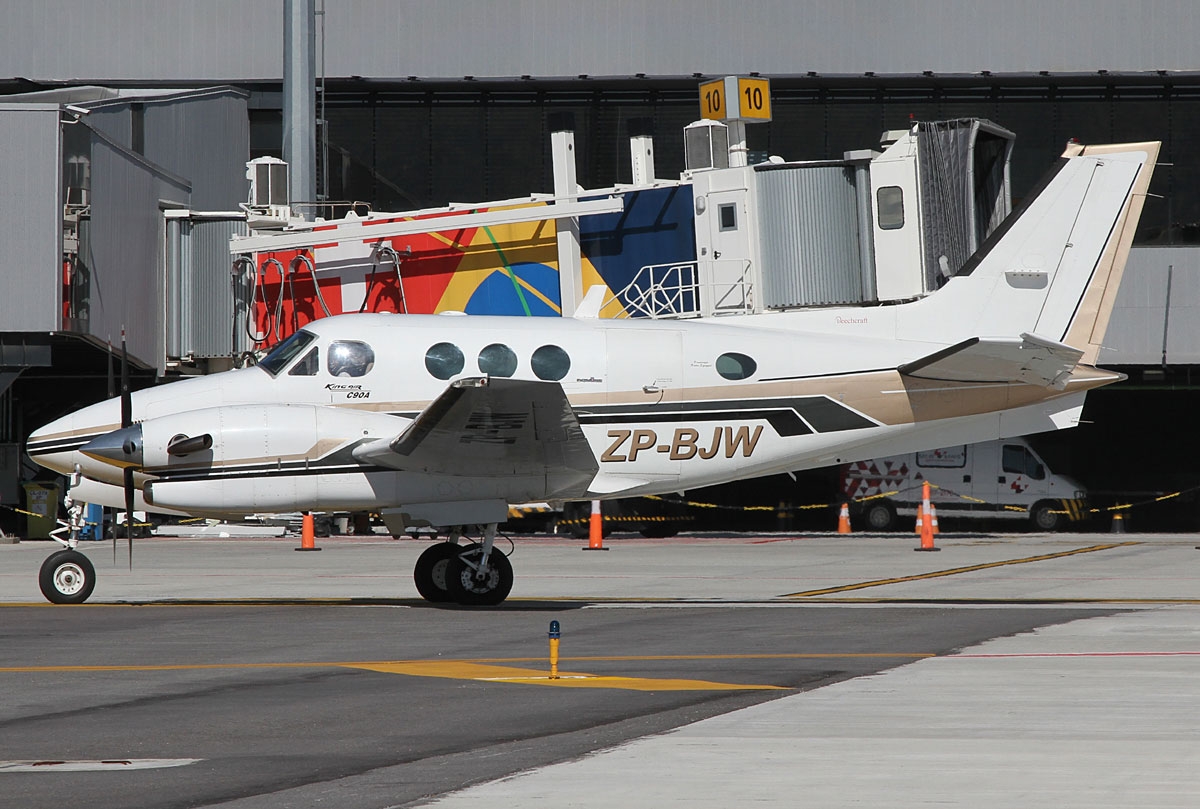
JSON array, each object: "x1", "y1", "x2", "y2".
[
  {"x1": 144, "y1": 93, "x2": 249, "y2": 210},
  {"x1": 86, "y1": 137, "x2": 192, "y2": 366},
  {"x1": 0, "y1": 106, "x2": 61, "y2": 332},
  {"x1": 2, "y1": 1, "x2": 1199, "y2": 81},
  {"x1": 165, "y1": 218, "x2": 249, "y2": 362},
  {"x1": 1104, "y1": 247, "x2": 1200, "y2": 365},
  {"x1": 757, "y1": 165, "x2": 864, "y2": 308}
]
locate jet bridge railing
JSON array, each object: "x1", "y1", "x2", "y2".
[
  {"x1": 708, "y1": 259, "x2": 756, "y2": 316},
  {"x1": 608, "y1": 260, "x2": 756, "y2": 319},
  {"x1": 611, "y1": 262, "x2": 702, "y2": 319}
]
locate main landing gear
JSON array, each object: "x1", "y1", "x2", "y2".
[{"x1": 412, "y1": 523, "x2": 514, "y2": 606}]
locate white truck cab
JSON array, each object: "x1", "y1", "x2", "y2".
[{"x1": 842, "y1": 438, "x2": 1086, "y2": 531}]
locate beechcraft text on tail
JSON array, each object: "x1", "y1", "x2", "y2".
[{"x1": 26, "y1": 140, "x2": 1159, "y2": 605}]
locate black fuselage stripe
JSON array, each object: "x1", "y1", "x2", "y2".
[{"x1": 580, "y1": 410, "x2": 814, "y2": 437}]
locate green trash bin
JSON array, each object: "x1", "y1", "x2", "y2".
[{"x1": 23, "y1": 482, "x2": 61, "y2": 539}]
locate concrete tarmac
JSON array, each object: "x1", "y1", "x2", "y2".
[{"x1": 2, "y1": 530, "x2": 1199, "y2": 807}]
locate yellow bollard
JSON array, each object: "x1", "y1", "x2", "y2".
[{"x1": 548, "y1": 620, "x2": 561, "y2": 680}]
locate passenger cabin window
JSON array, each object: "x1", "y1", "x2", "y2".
[
  {"x1": 478, "y1": 343, "x2": 518, "y2": 378},
  {"x1": 718, "y1": 203, "x2": 737, "y2": 231},
  {"x1": 715, "y1": 352, "x2": 757, "y2": 380},
  {"x1": 259, "y1": 330, "x2": 316, "y2": 376},
  {"x1": 877, "y1": 186, "x2": 905, "y2": 230},
  {"x1": 1002, "y1": 444, "x2": 1045, "y2": 480},
  {"x1": 288, "y1": 347, "x2": 319, "y2": 376},
  {"x1": 425, "y1": 342, "x2": 464, "y2": 380},
  {"x1": 531, "y1": 344, "x2": 571, "y2": 381},
  {"x1": 327, "y1": 340, "x2": 375, "y2": 378}
]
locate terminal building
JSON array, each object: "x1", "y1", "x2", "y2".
[{"x1": 2, "y1": 1, "x2": 1199, "y2": 529}]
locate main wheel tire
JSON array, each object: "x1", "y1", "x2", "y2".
[
  {"x1": 1030, "y1": 501, "x2": 1061, "y2": 532},
  {"x1": 444, "y1": 547, "x2": 514, "y2": 606},
  {"x1": 413, "y1": 542, "x2": 468, "y2": 603},
  {"x1": 39, "y1": 550, "x2": 96, "y2": 605},
  {"x1": 864, "y1": 502, "x2": 897, "y2": 532}
]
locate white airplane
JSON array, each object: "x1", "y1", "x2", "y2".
[{"x1": 27, "y1": 140, "x2": 1158, "y2": 605}]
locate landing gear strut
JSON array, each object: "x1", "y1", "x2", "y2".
[
  {"x1": 38, "y1": 468, "x2": 97, "y2": 604},
  {"x1": 412, "y1": 523, "x2": 514, "y2": 606}
]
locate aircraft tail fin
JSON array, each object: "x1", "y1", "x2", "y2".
[{"x1": 902, "y1": 141, "x2": 1159, "y2": 365}]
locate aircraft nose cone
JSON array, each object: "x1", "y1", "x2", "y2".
[{"x1": 80, "y1": 425, "x2": 144, "y2": 469}]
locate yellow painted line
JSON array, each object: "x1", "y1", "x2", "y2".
[
  {"x1": 343, "y1": 660, "x2": 781, "y2": 690},
  {"x1": 783, "y1": 542, "x2": 1140, "y2": 598},
  {"x1": 0, "y1": 651, "x2": 933, "y2": 689}
]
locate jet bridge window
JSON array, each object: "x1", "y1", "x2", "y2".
[
  {"x1": 715, "y1": 352, "x2": 757, "y2": 380},
  {"x1": 531, "y1": 344, "x2": 571, "y2": 381},
  {"x1": 718, "y1": 203, "x2": 737, "y2": 231},
  {"x1": 478, "y1": 343, "x2": 518, "y2": 378},
  {"x1": 288, "y1": 347, "x2": 320, "y2": 376},
  {"x1": 327, "y1": 340, "x2": 375, "y2": 378},
  {"x1": 425, "y1": 342, "x2": 465, "y2": 380},
  {"x1": 877, "y1": 186, "x2": 905, "y2": 230},
  {"x1": 1002, "y1": 444, "x2": 1046, "y2": 480}
]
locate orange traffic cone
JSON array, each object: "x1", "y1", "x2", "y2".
[
  {"x1": 294, "y1": 512, "x2": 322, "y2": 552},
  {"x1": 914, "y1": 482, "x2": 939, "y2": 552},
  {"x1": 929, "y1": 502, "x2": 940, "y2": 536},
  {"x1": 582, "y1": 499, "x2": 608, "y2": 551},
  {"x1": 837, "y1": 503, "x2": 852, "y2": 534}
]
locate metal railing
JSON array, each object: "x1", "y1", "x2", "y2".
[{"x1": 606, "y1": 260, "x2": 755, "y2": 319}]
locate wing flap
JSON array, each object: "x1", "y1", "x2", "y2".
[
  {"x1": 899, "y1": 333, "x2": 1084, "y2": 390},
  {"x1": 353, "y1": 377, "x2": 597, "y2": 496}
]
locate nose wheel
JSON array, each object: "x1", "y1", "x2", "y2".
[{"x1": 39, "y1": 550, "x2": 96, "y2": 604}]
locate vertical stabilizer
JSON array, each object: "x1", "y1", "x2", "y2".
[
  {"x1": 898, "y1": 141, "x2": 1159, "y2": 360},
  {"x1": 1060, "y1": 142, "x2": 1160, "y2": 364}
]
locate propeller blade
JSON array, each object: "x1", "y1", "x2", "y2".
[
  {"x1": 120, "y1": 330, "x2": 131, "y2": 429},
  {"x1": 124, "y1": 466, "x2": 134, "y2": 571},
  {"x1": 108, "y1": 339, "x2": 116, "y2": 564},
  {"x1": 121, "y1": 333, "x2": 133, "y2": 569}
]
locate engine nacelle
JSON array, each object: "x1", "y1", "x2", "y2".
[{"x1": 137, "y1": 404, "x2": 407, "y2": 511}]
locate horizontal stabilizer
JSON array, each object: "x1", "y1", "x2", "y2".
[
  {"x1": 352, "y1": 377, "x2": 597, "y2": 497},
  {"x1": 899, "y1": 333, "x2": 1084, "y2": 390}
]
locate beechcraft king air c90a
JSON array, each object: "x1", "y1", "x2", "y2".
[{"x1": 27, "y1": 140, "x2": 1158, "y2": 605}]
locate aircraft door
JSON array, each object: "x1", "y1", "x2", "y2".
[{"x1": 603, "y1": 328, "x2": 684, "y2": 481}]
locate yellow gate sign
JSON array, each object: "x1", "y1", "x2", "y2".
[{"x1": 700, "y1": 76, "x2": 772, "y2": 123}]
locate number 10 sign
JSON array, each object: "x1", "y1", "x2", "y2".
[{"x1": 699, "y1": 75, "x2": 772, "y2": 123}]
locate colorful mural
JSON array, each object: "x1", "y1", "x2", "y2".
[{"x1": 248, "y1": 185, "x2": 695, "y2": 345}]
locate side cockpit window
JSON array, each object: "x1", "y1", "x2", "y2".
[
  {"x1": 327, "y1": 340, "x2": 375, "y2": 378},
  {"x1": 287, "y1": 347, "x2": 320, "y2": 376},
  {"x1": 259, "y1": 330, "x2": 317, "y2": 377}
]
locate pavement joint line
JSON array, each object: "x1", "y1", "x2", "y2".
[
  {"x1": 0, "y1": 652, "x2": 935, "y2": 674},
  {"x1": 949, "y1": 650, "x2": 1200, "y2": 658},
  {"x1": 781, "y1": 541, "x2": 1141, "y2": 598}
]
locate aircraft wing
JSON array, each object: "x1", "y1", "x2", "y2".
[
  {"x1": 352, "y1": 377, "x2": 598, "y2": 496},
  {"x1": 898, "y1": 333, "x2": 1084, "y2": 390}
]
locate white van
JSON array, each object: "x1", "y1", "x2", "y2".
[{"x1": 841, "y1": 438, "x2": 1087, "y2": 531}]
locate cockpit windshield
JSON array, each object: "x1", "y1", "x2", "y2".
[{"x1": 258, "y1": 330, "x2": 317, "y2": 377}]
